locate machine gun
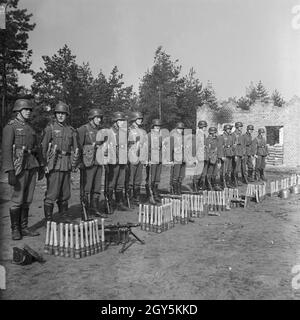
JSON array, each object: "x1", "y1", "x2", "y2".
[{"x1": 100, "y1": 222, "x2": 145, "y2": 253}]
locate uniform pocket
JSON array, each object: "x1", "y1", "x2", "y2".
[{"x1": 15, "y1": 129, "x2": 25, "y2": 146}]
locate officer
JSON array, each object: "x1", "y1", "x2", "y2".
[
  {"x1": 146, "y1": 119, "x2": 163, "y2": 203},
  {"x1": 252, "y1": 128, "x2": 269, "y2": 181},
  {"x1": 193, "y1": 120, "x2": 208, "y2": 192},
  {"x1": 127, "y1": 111, "x2": 147, "y2": 205},
  {"x1": 170, "y1": 122, "x2": 186, "y2": 195},
  {"x1": 219, "y1": 124, "x2": 234, "y2": 188},
  {"x1": 243, "y1": 124, "x2": 255, "y2": 182},
  {"x1": 205, "y1": 127, "x2": 223, "y2": 191},
  {"x1": 42, "y1": 101, "x2": 80, "y2": 221},
  {"x1": 77, "y1": 109, "x2": 107, "y2": 218},
  {"x1": 2, "y1": 99, "x2": 43, "y2": 240},
  {"x1": 105, "y1": 111, "x2": 128, "y2": 211},
  {"x1": 232, "y1": 122, "x2": 247, "y2": 186}
]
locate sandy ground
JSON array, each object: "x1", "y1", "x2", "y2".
[{"x1": 1, "y1": 166, "x2": 300, "y2": 300}]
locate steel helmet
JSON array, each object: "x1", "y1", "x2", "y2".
[
  {"x1": 235, "y1": 122, "x2": 243, "y2": 128},
  {"x1": 54, "y1": 101, "x2": 70, "y2": 115},
  {"x1": 197, "y1": 120, "x2": 208, "y2": 128},
  {"x1": 112, "y1": 111, "x2": 126, "y2": 122},
  {"x1": 176, "y1": 122, "x2": 185, "y2": 129},
  {"x1": 13, "y1": 99, "x2": 33, "y2": 112},
  {"x1": 258, "y1": 128, "x2": 265, "y2": 134},
  {"x1": 88, "y1": 108, "x2": 103, "y2": 120},
  {"x1": 152, "y1": 119, "x2": 162, "y2": 127},
  {"x1": 247, "y1": 124, "x2": 254, "y2": 130},
  {"x1": 130, "y1": 111, "x2": 143, "y2": 122},
  {"x1": 223, "y1": 124, "x2": 232, "y2": 131},
  {"x1": 208, "y1": 127, "x2": 217, "y2": 134}
]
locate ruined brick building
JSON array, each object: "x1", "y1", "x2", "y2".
[{"x1": 197, "y1": 96, "x2": 300, "y2": 167}]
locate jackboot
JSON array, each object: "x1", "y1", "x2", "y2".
[
  {"x1": 247, "y1": 169, "x2": 254, "y2": 182},
  {"x1": 115, "y1": 190, "x2": 127, "y2": 211},
  {"x1": 231, "y1": 173, "x2": 238, "y2": 188},
  {"x1": 153, "y1": 183, "x2": 161, "y2": 202},
  {"x1": 177, "y1": 181, "x2": 182, "y2": 195},
  {"x1": 44, "y1": 203, "x2": 54, "y2": 222},
  {"x1": 225, "y1": 174, "x2": 234, "y2": 188},
  {"x1": 236, "y1": 173, "x2": 243, "y2": 186},
  {"x1": 57, "y1": 201, "x2": 68, "y2": 214},
  {"x1": 20, "y1": 207, "x2": 40, "y2": 237},
  {"x1": 255, "y1": 169, "x2": 261, "y2": 181},
  {"x1": 207, "y1": 176, "x2": 213, "y2": 191},
  {"x1": 10, "y1": 208, "x2": 22, "y2": 240},
  {"x1": 242, "y1": 173, "x2": 248, "y2": 184},
  {"x1": 212, "y1": 177, "x2": 222, "y2": 191},
  {"x1": 192, "y1": 179, "x2": 198, "y2": 193},
  {"x1": 132, "y1": 187, "x2": 141, "y2": 205},
  {"x1": 90, "y1": 194, "x2": 101, "y2": 215},
  {"x1": 220, "y1": 175, "x2": 226, "y2": 189},
  {"x1": 106, "y1": 189, "x2": 115, "y2": 213},
  {"x1": 260, "y1": 169, "x2": 267, "y2": 182}
]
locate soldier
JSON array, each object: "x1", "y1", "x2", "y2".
[
  {"x1": 145, "y1": 119, "x2": 163, "y2": 203},
  {"x1": 232, "y1": 122, "x2": 247, "y2": 186},
  {"x1": 42, "y1": 101, "x2": 80, "y2": 221},
  {"x1": 127, "y1": 111, "x2": 147, "y2": 205},
  {"x1": 192, "y1": 120, "x2": 208, "y2": 192},
  {"x1": 77, "y1": 109, "x2": 108, "y2": 218},
  {"x1": 252, "y1": 128, "x2": 269, "y2": 181},
  {"x1": 2, "y1": 99, "x2": 43, "y2": 240},
  {"x1": 170, "y1": 122, "x2": 186, "y2": 195},
  {"x1": 219, "y1": 124, "x2": 235, "y2": 188},
  {"x1": 243, "y1": 124, "x2": 255, "y2": 182},
  {"x1": 205, "y1": 127, "x2": 223, "y2": 191},
  {"x1": 105, "y1": 111, "x2": 128, "y2": 211}
]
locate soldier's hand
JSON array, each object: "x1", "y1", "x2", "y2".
[
  {"x1": 38, "y1": 167, "x2": 45, "y2": 181},
  {"x1": 8, "y1": 170, "x2": 17, "y2": 186}
]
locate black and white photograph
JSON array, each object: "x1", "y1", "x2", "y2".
[{"x1": 1, "y1": 0, "x2": 300, "y2": 304}]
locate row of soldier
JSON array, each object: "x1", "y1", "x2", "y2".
[{"x1": 2, "y1": 98, "x2": 268, "y2": 241}]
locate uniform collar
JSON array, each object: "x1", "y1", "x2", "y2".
[
  {"x1": 55, "y1": 120, "x2": 66, "y2": 127},
  {"x1": 15, "y1": 115, "x2": 26, "y2": 125},
  {"x1": 89, "y1": 120, "x2": 98, "y2": 130}
]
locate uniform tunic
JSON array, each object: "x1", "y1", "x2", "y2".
[
  {"x1": 205, "y1": 135, "x2": 222, "y2": 177},
  {"x1": 252, "y1": 136, "x2": 269, "y2": 170},
  {"x1": 232, "y1": 130, "x2": 246, "y2": 175},
  {"x1": 193, "y1": 129, "x2": 207, "y2": 183},
  {"x1": 219, "y1": 132, "x2": 234, "y2": 175},
  {"x1": 41, "y1": 120, "x2": 78, "y2": 205},
  {"x1": 2, "y1": 117, "x2": 42, "y2": 209},
  {"x1": 77, "y1": 122, "x2": 103, "y2": 195},
  {"x1": 170, "y1": 129, "x2": 186, "y2": 184},
  {"x1": 243, "y1": 131, "x2": 255, "y2": 171}
]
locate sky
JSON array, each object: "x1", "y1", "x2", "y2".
[{"x1": 16, "y1": 0, "x2": 300, "y2": 100}]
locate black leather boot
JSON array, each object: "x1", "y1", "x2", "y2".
[
  {"x1": 10, "y1": 208, "x2": 22, "y2": 240},
  {"x1": 248, "y1": 169, "x2": 254, "y2": 182},
  {"x1": 115, "y1": 190, "x2": 127, "y2": 211},
  {"x1": 212, "y1": 177, "x2": 222, "y2": 191},
  {"x1": 44, "y1": 203, "x2": 54, "y2": 221},
  {"x1": 225, "y1": 174, "x2": 233, "y2": 188},
  {"x1": 260, "y1": 169, "x2": 267, "y2": 182},
  {"x1": 133, "y1": 187, "x2": 141, "y2": 205},
  {"x1": 207, "y1": 176, "x2": 213, "y2": 191},
  {"x1": 153, "y1": 184, "x2": 161, "y2": 202},
  {"x1": 20, "y1": 207, "x2": 40, "y2": 237},
  {"x1": 236, "y1": 173, "x2": 243, "y2": 186},
  {"x1": 231, "y1": 173, "x2": 237, "y2": 188},
  {"x1": 177, "y1": 181, "x2": 182, "y2": 195},
  {"x1": 220, "y1": 175, "x2": 226, "y2": 189},
  {"x1": 255, "y1": 169, "x2": 261, "y2": 181},
  {"x1": 57, "y1": 201, "x2": 68, "y2": 214}
]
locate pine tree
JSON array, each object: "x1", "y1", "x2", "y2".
[
  {"x1": 245, "y1": 82, "x2": 258, "y2": 105},
  {"x1": 255, "y1": 80, "x2": 269, "y2": 103},
  {"x1": 201, "y1": 80, "x2": 218, "y2": 110},
  {"x1": 271, "y1": 89, "x2": 285, "y2": 107}
]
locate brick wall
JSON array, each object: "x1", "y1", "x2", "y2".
[{"x1": 197, "y1": 96, "x2": 300, "y2": 167}]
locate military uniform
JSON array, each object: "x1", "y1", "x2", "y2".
[
  {"x1": 242, "y1": 125, "x2": 255, "y2": 182},
  {"x1": 192, "y1": 120, "x2": 207, "y2": 191},
  {"x1": 170, "y1": 123, "x2": 186, "y2": 195},
  {"x1": 219, "y1": 125, "x2": 234, "y2": 188},
  {"x1": 252, "y1": 128, "x2": 269, "y2": 181},
  {"x1": 42, "y1": 102, "x2": 79, "y2": 220},
  {"x1": 232, "y1": 122, "x2": 247, "y2": 185},
  {"x1": 77, "y1": 109, "x2": 104, "y2": 216},
  {"x1": 146, "y1": 119, "x2": 163, "y2": 203},
  {"x1": 2, "y1": 99, "x2": 43, "y2": 240},
  {"x1": 128, "y1": 112, "x2": 147, "y2": 204},
  {"x1": 205, "y1": 127, "x2": 222, "y2": 191},
  {"x1": 104, "y1": 111, "x2": 128, "y2": 211}
]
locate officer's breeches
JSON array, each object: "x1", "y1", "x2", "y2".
[
  {"x1": 129, "y1": 162, "x2": 143, "y2": 188},
  {"x1": 82, "y1": 165, "x2": 102, "y2": 194},
  {"x1": 107, "y1": 164, "x2": 126, "y2": 191},
  {"x1": 11, "y1": 168, "x2": 37, "y2": 210},
  {"x1": 255, "y1": 156, "x2": 266, "y2": 170},
  {"x1": 44, "y1": 171, "x2": 71, "y2": 205}
]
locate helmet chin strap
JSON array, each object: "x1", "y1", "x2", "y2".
[{"x1": 17, "y1": 111, "x2": 26, "y2": 122}]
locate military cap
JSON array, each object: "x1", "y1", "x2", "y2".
[
  {"x1": 88, "y1": 108, "x2": 103, "y2": 120},
  {"x1": 223, "y1": 124, "x2": 232, "y2": 130},
  {"x1": 208, "y1": 127, "x2": 217, "y2": 133},
  {"x1": 112, "y1": 111, "x2": 126, "y2": 122},
  {"x1": 258, "y1": 128, "x2": 265, "y2": 134},
  {"x1": 197, "y1": 120, "x2": 208, "y2": 128},
  {"x1": 13, "y1": 99, "x2": 33, "y2": 112},
  {"x1": 235, "y1": 122, "x2": 243, "y2": 128},
  {"x1": 130, "y1": 111, "x2": 143, "y2": 122},
  {"x1": 54, "y1": 101, "x2": 70, "y2": 115},
  {"x1": 152, "y1": 119, "x2": 162, "y2": 127},
  {"x1": 247, "y1": 125, "x2": 254, "y2": 130},
  {"x1": 175, "y1": 122, "x2": 185, "y2": 129}
]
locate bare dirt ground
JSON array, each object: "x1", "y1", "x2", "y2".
[{"x1": 1, "y1": 166, "x2": 300, "y2": 300}]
